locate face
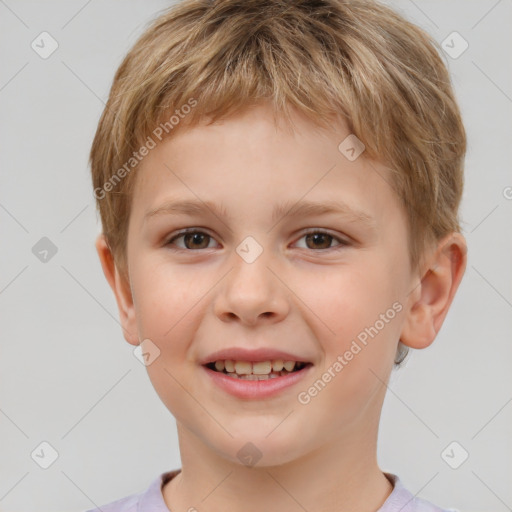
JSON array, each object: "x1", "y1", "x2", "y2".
[{"x1": 121, "y1": 103, "x2": 418, "y2": 466}]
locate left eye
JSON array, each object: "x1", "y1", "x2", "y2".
[
  {"x1": 166, "y1": 230, "x2": 218, "y2": 250},
  {"x1": 166, "y1": 229, "x2": 348, "y2": 251},
  {"x1": 294, "y1": 230, "x2": 348, "y2": 250}
]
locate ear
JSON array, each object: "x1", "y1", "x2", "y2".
[
  {"x1": 400, "y1": 232, "x2": 467, "y2": 349},
  {"x1": 95, "y1": 234, "x2": 139, "y2": 346}
]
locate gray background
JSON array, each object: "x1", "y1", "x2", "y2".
[{"x1": 1, "y1": 1, "x2": 511, "y2": 511}]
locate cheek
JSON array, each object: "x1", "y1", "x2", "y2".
[
  {"x1": 299, "y1": 257, "x2": 404, "y2": 410},
  {"x1": 131, "y1": 258, "x2": 201, "y2": 337},
  {"x1": 132, "y1": 265, "x2": 203, "y2": 419},
  {"x1": 297, "y1": 260, "x2": 400, "y2": 342}
]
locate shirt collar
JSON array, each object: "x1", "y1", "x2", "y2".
[{"x1": 137, "y1": 470, "x2": 414, "y2": 512}]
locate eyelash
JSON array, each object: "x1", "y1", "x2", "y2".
[{"x1": 165, "y1": 228, "x2": 350, "y2": 252}]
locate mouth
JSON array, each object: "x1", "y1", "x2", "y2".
[{"x1": 203, "y1": 359, "x2": 313, "y2": 381}]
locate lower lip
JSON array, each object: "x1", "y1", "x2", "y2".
[{"x1": 202, "y1": 364, "x2": 313, "y2": 400}]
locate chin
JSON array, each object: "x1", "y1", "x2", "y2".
[{"x1": 209, "y1": 428, "x2": 312, "y2": 469}]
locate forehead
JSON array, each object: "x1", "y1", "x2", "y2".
[{"x1": 130, "y1": 104, "x2": 403, "y2": 232}]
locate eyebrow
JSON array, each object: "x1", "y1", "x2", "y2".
[{"x1": 144, "y1": 198, "x2": 376, "y2": 229}]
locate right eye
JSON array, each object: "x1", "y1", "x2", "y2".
[{"x1": 166, "y1": 229, "x2": 220, "y2": 250}]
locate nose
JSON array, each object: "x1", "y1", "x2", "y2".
[{"x1": 213, "y1": 247, "x2": 290, "y2": 326}]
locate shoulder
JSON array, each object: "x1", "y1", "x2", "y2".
[
  {"x1": 380, "y1": 474, "x2": 457, "y2": 512},
  {"x1": 83, "y1": 470, "x2": 180, "y2": 512}
]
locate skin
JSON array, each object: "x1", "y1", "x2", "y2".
[{"x1": 96, "y1": 102, "x2": 467, "y2": 512}]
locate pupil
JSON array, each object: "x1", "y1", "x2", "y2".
[
  {"x1": 307, "y1": 233, "x2": 331, "y2": 249},
  {"x1": 185, "y1": 233, "x2": 208, "y2": 249}
]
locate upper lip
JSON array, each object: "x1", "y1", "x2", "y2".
[{"x1": 200, "y1": 348, "x2": 313, "y2": 365}]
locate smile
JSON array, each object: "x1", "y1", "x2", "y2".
[
  {"x1": 202, "y1": 360, "x2": 314, "y2": 399},
  {"x1": 205, "y1": 359, "x2": 309, "y2": 380}
]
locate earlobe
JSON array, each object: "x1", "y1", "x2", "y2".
[
  {"x1": 95, "y1": 234, "x2": 139, "y2": 346},
  {"x1": 399, "y1": 232, "x2": 467, "y2": 350}
]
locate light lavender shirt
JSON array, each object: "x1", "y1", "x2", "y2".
[{"x1": 85, "y1": 470, "x2": 455, "y2": 512}]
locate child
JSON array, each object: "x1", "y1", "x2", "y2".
[{"x1": 88, "y1": 0, "x2": 467, "y2": 510}]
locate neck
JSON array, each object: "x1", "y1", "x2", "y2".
[{"x1": 163, "y1": 419, "x2": 393, "y2": 512}]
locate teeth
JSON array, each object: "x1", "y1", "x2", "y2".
[
  {"x1": 283, "y1": 360, "x2": 296, "y2": 372},
  {"x1": 234, "y1": 361, "x2": 252, "y2": 375},
  {"x1": 252, "y1": 361, "x2": 272, "y2": 374},
  {"x1": 272, "y1": 359, "x2": 284, "y2": 372},
  {"x1": 226, "y1": 372, "x2": 290, "y2": 380},
  {"x1": 210, "y1": 359, "x2": 303, "y2": 375}
]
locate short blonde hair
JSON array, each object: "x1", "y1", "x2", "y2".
[{"x1": 90, "y1": 0, "x2": 466, "y2": 365}]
